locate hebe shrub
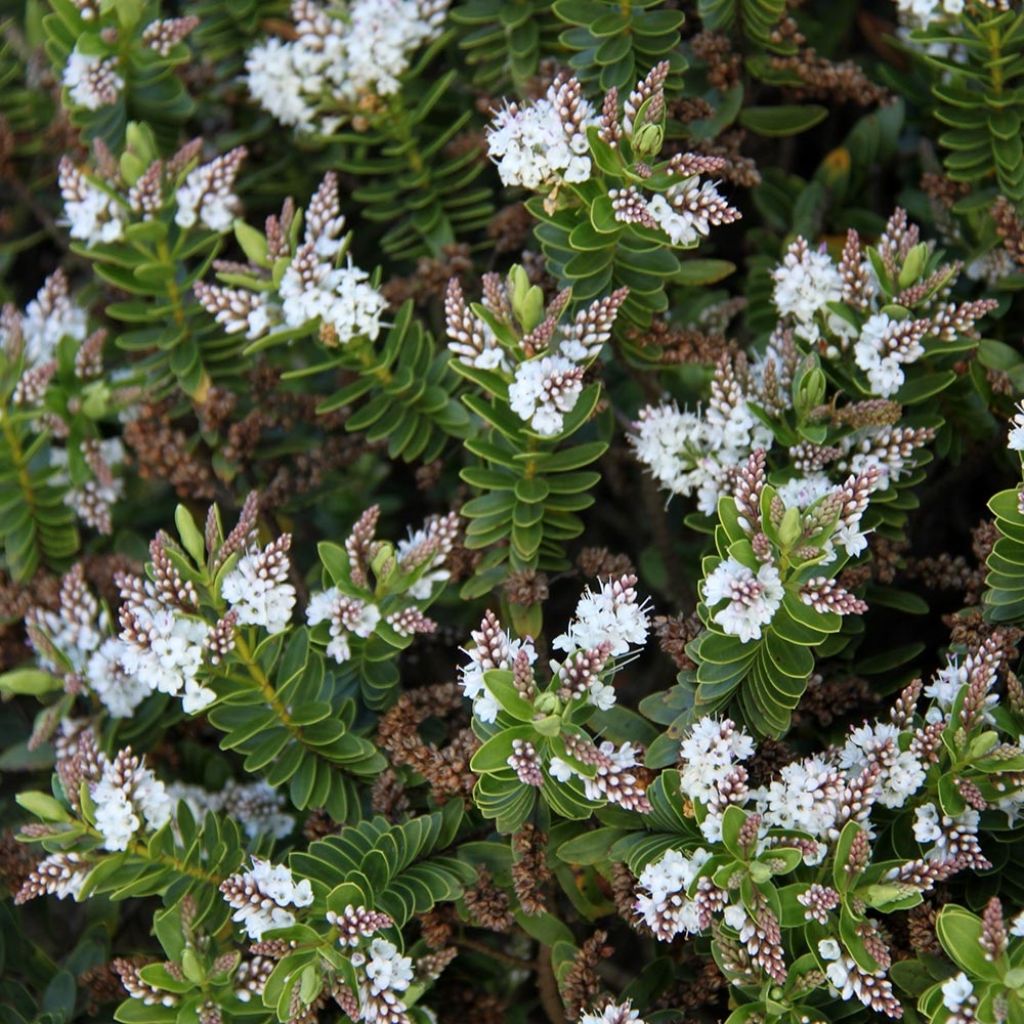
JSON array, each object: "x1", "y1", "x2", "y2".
[{"x1": 4, "y1": 1, "x2": 1024, "y2": 1022}]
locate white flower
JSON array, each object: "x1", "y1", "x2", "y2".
[
  {"x1": 1011, "y1": 911, "x2": 1024, "y2": 938},
  {"x1": 941, "y1": 973, "x2": 974, "y2": 1013},
  {"x1": 364, "y1": 938, "x2": 414, "y2": 995},
  {"x1": 548, "y1": 757, "x2": 573, "y2": 783},
  {"x1": 553, "y1": 574, "x2": 650, "y2": 657},
  {"x1": 853, "y1": 312, "x2": 926, "y2": 398},
  {"x1": 458, "y1": 619, "x2": 536, "y2": 723},
  {"x1": 721, "y1": 903, "x2": 746, "y2": 932},
  {"x1": 646, "y1": 178, "x2": 737, "y2": 247},
  {"x1": 306, "y1": 588, "x2": 381, "y2": 664},
  {"x1": 775, "y1": 473, "x2": 835, "y2": 510},
  {"x1": 58, "y1": 160, "x2": 126, "y2": 247},
  {"x1": 245, "y1": 38, "x2": 319, "y2": 130},
  {"x1": 634, "y1": 847, "x2": 711, "y2": 940},
  {"x1": 223, "y1": 780, "x2": 295, "y2": 839},
  {"x1": 838, "y1": 722, "x2": 926, "y2": 809},
  {"x1": 20, "y1": 271, "x2": 89, "y2": 367},
  {"x1": 26, "y1": 568, "x2": 107, "y2": 677},
  {"x1": 244, "y1": 0, "x2": 448, "y2": 135},
  {"x1": 772, "y1": 239, "x2": 843, "y2": 343},
  {"x1": 579, "y1": 1002, "x2": 644, "y2": 1024},
  {"x1": 221, "y1": 540, "x2": 296, "y2": 634},
  {"x1": 630, "y1": 365, "x2": 772, "y2": 514},
  {"x1": 174, "y1": 149, "x2": 246, "y2": 233},
  {"x1": 279, "y1": 253, "x2": 386, "y2": 343},
  {"x1": 182, "y1": 677, "x2": 217, "y2": 715},
  {"x1": 818, "y1": 938, "x2": 841, "y2": 961},
  {"x1": 395, "y1": 518, "x2": 456, "y2": 600},
  {"x1": 678, "y1": 716, "x2": 755, "y2": 804},
  {"x1": 638, "y1": 848, "x2": 708, "y2": 903},
  {"x1": 896, "y1": 0, "x2": 962, "y2": 29},
  {"x1": 756, "y1": 755, "x2": 841, "y2": 838},
  {"x1": 702, "y1": 558, "x2": 784, "y2": 643},
  {"x1": 119, "y1": 604, "x2": 210, "y2": 708},
  {"x1": 87, "y1": 638, "x2": 152, "y2": 718},
  {"x1": 508, "y1": 355, "x2": 584, "y2": 437},
  {"x1": 63, "y1": 50, "x2": 122, "y2": 110},
  {"x1": 913, "y1": 803, "x2": 942, "y2": 845},
  {"x1": 91, "y1": 749, "x2": 174, "y2": 852},
  {"x1": 222, "y1": 858, "x2": 314, "y2": 940},
  {"x1": 924, "y1": 651, "x2": 998, "y2": 722},
  {"x1": 322, "y1": 263, "x2": 387, "y2": 342},
  {"x1": 487, "y1": 81, "x2": 596, "y2": 190},
  {"x1": 1009, "y1": 401, "x2": 1024, "y2": 451}
]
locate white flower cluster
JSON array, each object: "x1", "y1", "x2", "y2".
[
  {"x1": 2, "y1": 269, "x2": 88, "y2": 368},
  {"x1": 487, "y1": 77, "x2": 597, "y2": 189},
  {"x1": 634, "y1": 687, "x2": 979, "y2": 946},
  {"x1": 630, "y1": 363, "x2": 773, "y2": 515},
  {"x1": 894, "y1": 0, "x2": 964, "y2": 30},
  {"x1": 838, "y1": 722, "x2": 926, "y2": 808},
  {"x1": 1008, "y1": 400, "x2": 1024, "y2": 451},
  {"x1": 221, "y1": 858, "x2": 314, "y2": 940},
  {"x1": 174, "y1": 147, "x2": 246, "y2": 232},
  {"x1": 445, "y1": 278, "x2": 627, "y2": 434},
  {"x1": 279, "y1": 257, "x2": 386, "y2": 343},
  {"x1": 220, "y1": 537, "x2": 297, "y2": 634},
  {"x1": 578, "y1": 1002, "x2": 645, "y2": 1024},
  {"x1": 771, "y1": 238, "x2": 845, "y2": 344},
  {"x1": 553, "y1": 574, "x2": 651, "y2": 660},
  {"x1": 91, "y1": 747, "x2": 174, "y2": 852},
  {"x1": 924, "y1": 647, "x2": 998, "y2": 724},
  {"x1": 756, "y1": 754, "x2": 842, "y2": 845},
  {"x1": 771, "y1": 229, "x2": 987, "y2": 400},
  {"x1": 49, "y1": 437, "x2": 126, "y2": 535},
  {"x1": 751, "y1": 724, "x2": 938, "y2": 855},
  {"x1": 702, "y1": 558, "x2": 784, "y2": 644},
  {"x1": 246, "y1": 0, "x2": 449, "y2": 134},
  {"x1": 679, "y1": 716, "x2": 755, "y2": 809},
  {"x1": 508, "y1": 353, "x2": 584, "y2": 437},
  {"x1": 122, "y1": 605, "x2": 212, "y2": 712},
  {"x1": 87, "y1": 635, "x2": 153, "y2": 717},
  {"x1": 853, "y1": 311, "x2": 926, "y2": 398},
  {"x1": 819, "y1": 942, "x2": 900, "y2": 1016},
  {"x1": 26, "y1": 566, "x2": 149, "y2": 718},
  {"x1": 196, "y1": 173, "x2": 385, "y2": 346},
  {"x1": 658, "y1": 688, "x2": 959, "y2": 899},
  {"x1": 353, "y1": 937, "x2": 415, "y2": 1022},
  {"x1": 62, "y1": 49, "x2": 123, "y2": 110},
  {"x1": 624, "y1": 176, "x2": 740, "y2": 248},
  {"x1": 167, "y1": 779, "x2": 294, "y2": 839},
  {"x1": 551, "y1": 739, "x2": 649, "y2": 811},
  {"x1": 395, "y1": 513, "x2": 459, "y2": 600},
  {"x1": 58, "y1": 157, "x2": 127, "y2": 247},
  {"x1": 459, "y1": 617, "x2": 536, "y2": 723},
  {"x1": 912, "y1": 803, "x2": 980, "y2": 857},
  {"x1": 306, "y1": 589, "x2": 381, "y2": 664},
  {"x1": 461, "y1": 575, "x2": 649, "y2": 720},
  {"x1": 634, "y1": 846, "x2": 712, "y2": 939},
  {"x1": 940, "y1": 973, "x2": 974, "y2": 1014}
]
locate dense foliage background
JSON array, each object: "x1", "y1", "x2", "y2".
[{"x1": 4, "y1": 1, "x2": 1024, "y2": 1022}]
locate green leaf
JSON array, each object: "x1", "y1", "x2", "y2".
[
  {"x1": 739, "y1": 105, "x2": 828, "y2": 137},
  {"x1": 16, "y1": 791, "x2": 71, "y2": 822},
  {"x1": 470, "y1": 725, "x2": 536, "y2": 773},
  {"x1": 555, "y1": 827, "x2": 628, "y2": 865},
  {"x1": 482, "y1": 670, "x2": 535, "y2": 721},
  {"x1": 936, "y1": 906, "x2": 1003, "y2": 980},
  {"x1": 0, "y1": 668, "x2": 63, "y2": 696}
]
